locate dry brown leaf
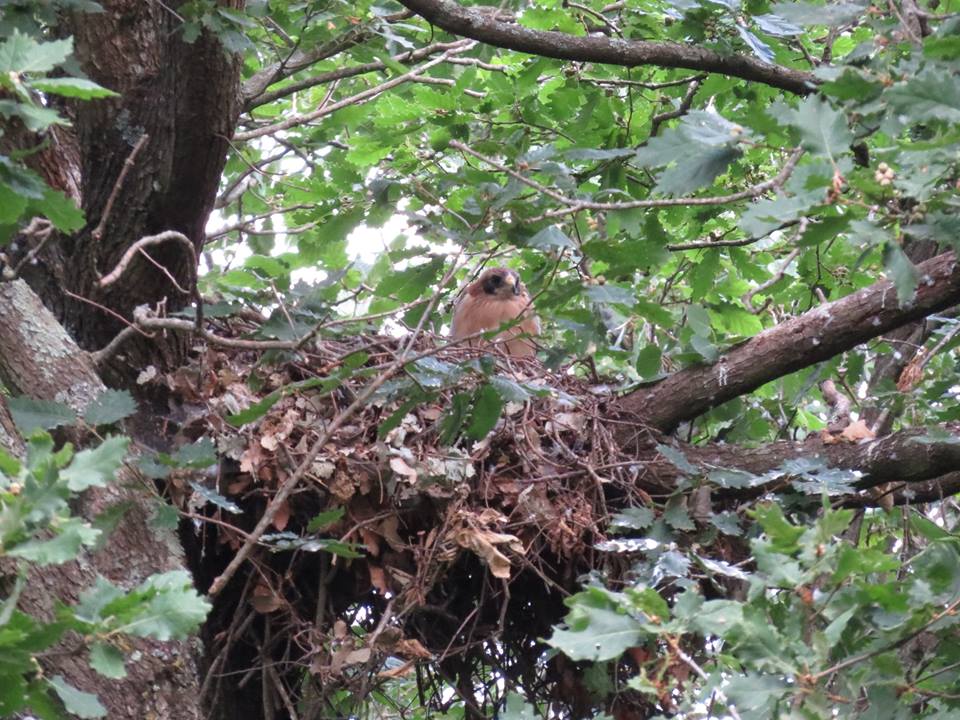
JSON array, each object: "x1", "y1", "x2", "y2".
[
  {"x1": 239, "y1": 442, "x2": 265, "y2": 475},
  {"x1": 821, "y1": 419, "x2": 876, "y2": 444},
  {"x1": 251, "y1": 583, "x2": 282, "y2": 614},
  {"x1": 361, "y1": 527, "x2": 382, "y2": 557},
  {"x1": 897, "y1": 352, "x2": 925, "y2": 392},
  {"x1": 421, "y1": 406, "x2": 442, "y2": 421},
  {"x1": 368, "y1": 564, "x2": 389, "y2": 594},
  {"x1": 395, "y1": 638, "x2": 433, "y2": 660},
  {"x1": 378, "y1": 515, "x2": 406, "y2": 552},
  {"x1": 389, "y1": 456, "x2": 419, "y2": 484},
  {"x1": 454, "y1": 526, "x2": 524, "y2": 579},
  {"x1": 377, "y1": 659, "x2": 416, "y2": 679},
  {"x1": 840, "y1": 419, "x2": 876, "y2": 442},
  {"x1": 272, "y1": 499, "x2": 290, "y2": 531},
  {"x1": 328, "y1": 472, "x2": 355, "y2": 501}
]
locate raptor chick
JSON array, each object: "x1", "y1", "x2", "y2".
[{"x1": 450, "y1": 267, "x2": 539, "y2": 357}]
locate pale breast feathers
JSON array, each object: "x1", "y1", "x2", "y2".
[{"x1": 450, "y1": 268, "x2": 539, "y2": 357}]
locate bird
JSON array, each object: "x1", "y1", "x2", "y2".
[{"x1": 450, "y1": 267, "x2": 540, "y2": 357}]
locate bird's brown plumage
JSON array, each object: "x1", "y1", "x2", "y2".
[{"x1": 450, "y1": 267, "x2": 539, "y2": 357}]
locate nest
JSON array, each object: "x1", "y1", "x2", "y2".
[{"x1": 160, "y1": 329, "x2": 672, "y2": 716}]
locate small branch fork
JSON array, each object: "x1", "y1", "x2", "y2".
[
  {"x1": 93, "y1": 230, "x2": 203, "y2": 359},
  {"x1": 449, "y1": 139, "x2": 804, "y2": 218},
  {"x1": 234, "y1": 42, "x2": 475, "y2": 142}
]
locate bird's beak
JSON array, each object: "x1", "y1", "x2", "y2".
[{"x1": 505, "y1": 274, "x2": 520, "y2": 295}]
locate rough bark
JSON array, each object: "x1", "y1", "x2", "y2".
[
  {"x1": 621, "y1": 251, "x2": 960, "y2": 433},
  {"x1": 0, "y1": 281, "x2": 204, "y2": 719},
  {"x1": 396, "y1": 0, "x2": 817, "y2": 94},
  {"x1": 677, "y1": 427, "x2": 960, "y2": 494},
  {"x1": 12, "y1": 1, "x2": 242, "y2": 374}
]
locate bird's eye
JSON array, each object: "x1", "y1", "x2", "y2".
[{"x1": 490, "y1": 275, "x2": 502, "y2": 286}]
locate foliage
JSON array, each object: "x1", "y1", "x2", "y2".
[
  {"x1": 0, "y1": 22, "x2": 113, "y2": 238},
  {"x1": 550, "y1": 500, "x2": 960, "y2": 718},
  {"x1": 0, "y1": 429, "x2": 210, "y2": 719},
  {"x1": 3, "y1": 0, "x2": 960, "y2": 717}
]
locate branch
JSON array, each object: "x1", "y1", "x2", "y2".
[
  {"x1": 669, "y1": 427, "x2": 960, "y2": 499},
  {"x1": 244, "y1": 40, "x2": 471, "y2": 111},
  {"x1": 235, "y1": 43, "x2": 473, "y2": 141},
  {"x1": 451, "y1": 140, "x2": 804, "y2": 215},
  {"x1": 242, "y1": 24, "x2": 373, "y2": 106},
  {"x1": 620, "y1": 251, "x2": 960, "y2": 432},
  {"x1": 396, "y1": 0, "x2": 817, "y2": 94}
]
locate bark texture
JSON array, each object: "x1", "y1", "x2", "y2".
[
  {"x1": 0, "y1": 279, "x2": 203, "y2": 720},
  {"x1": 397, "y1": 0, "x2": 817, "y2": 94},
  {"x1": 15, "y1": 1, "x2": 242, "y2": 373},
  {"x1": 620, "y1": 252, "x2": 960, "y2": 432}
]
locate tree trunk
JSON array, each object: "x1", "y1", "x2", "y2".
[{"x1": 0, "y1": 279, "x2": 204, "y2": 720}]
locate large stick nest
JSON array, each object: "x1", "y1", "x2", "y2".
[{"x1": 156, "y1": 328, "x2": 688, "y2": 715}]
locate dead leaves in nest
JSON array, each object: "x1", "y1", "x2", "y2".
[
  {"x1": 315, "y1": 620, "x2": 434, "y2": 681},
  {"x1": 820, "y1": 418, "x2": 876, "y2": 445},
  {"x1": 450, "y1": 508, "x2": 525, "y2": 579}
]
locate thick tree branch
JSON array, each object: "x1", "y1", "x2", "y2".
[
  {"x1": 678, "y1": 428, "x2": 960, "y2": 494},
  {"x1": 396, "y1": 0, "x2": 817, "y2": 94},
  {"x1": 621, "y1": 252, "x2": 960, "y2": 432}
]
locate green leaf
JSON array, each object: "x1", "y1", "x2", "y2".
[
  {"x1": 751, "y1": 503, "x2": 804, "y2": 551},
  {"x1": 609, "y1": 506, "x2": 655, "y2": 533},
  {"x1": 885, "y1": 67, "x2": 960, "y2": 123},
  {"x1": 61, "y1": 436, "x2": 129, "y2": 491},
  {"x1": 169, "y1": 438, "x2": 216, "y2": 468},
  {"x1": 883, "y1": 243, "x2": 919, "y2": 306},
  {"x1": 656, "y1": 443, "x2": 698, "y2": 475},
  {"x1": 465, "y1": 384, "x2": 503, "y2": 440},
  {"x1": 8, "y1": 518, "x2": 100, "y2": 564},
  {"x1": 31, "y1": 77, "x2": 118, "y2": 99},
  {"x1": 83, "y1": 389, "x2": 137, "y2": 426},
  {"x1": 226, "y1": 391, "x2": 280, "y2": 426},
  {"x1": 767, "y1": 2, "x2": 866, "y2": 26},
  {"x1": 585, "y1": 284, "x2": 636, "y2": 307},
  {"x1": 0, "y1": 449, "x2": 21, "y2": 477},
  {"x1": 30, "y1": 187, "x2": 85, "y2": 232},
  {"x1": 546, "y1": 589, "x2": 646, "y2": 662},
  {"x1": 115, "y1": 571, "x2": 210, "y2": 640},
  {"x1": 773, "y1": 96, "x2": 852, "y2": 161},
  {"x1": 500, "y1": 692, "x2": 539, "y2": 720},
  {"x1": 8, "y1": 396, "x2": 76, "y2": 433},
  {"x1": 189, "y1": 482, "x2": 241, "y2": 514},
  {"x1": 723, "y1": 673, "x2": 790, "y2": 714},
  {"x1": 48, "y1": 675, "x2": 106, "y2": 719},
  {"x1": 0, "y1": 31, "x2": 73, "y2": 74},
  {"x1": 489, "y1": 376, "x2": 532, "y2": 402},
  {"x1": 0, "y1": 671, "x2": 27, "y2": 715},
  {"x1": 89, "y1": 642, "x2": 126, "y2": 679},
  {"x1": 307, "y1": 507, "x2": 345, "y2": 533},
  {"x1": 691, "y1": 599, "x2": 743, "y2": 636},
  {"x1": 260, "y1": 532, "x2": 364, "y2": 557},
  {"x1": 439, "y1": 392, "x2": 471, "y2": 446},
  {"x1": 528, "y1": 225, "x2": 575, "y2": 250},
  {"x1": 663, "y1": 497, "x2": 695, "y2": 531}
]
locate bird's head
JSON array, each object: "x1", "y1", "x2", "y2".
[{"x1": 478, "y1": 267, "x2": 522, "y2": 299}]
